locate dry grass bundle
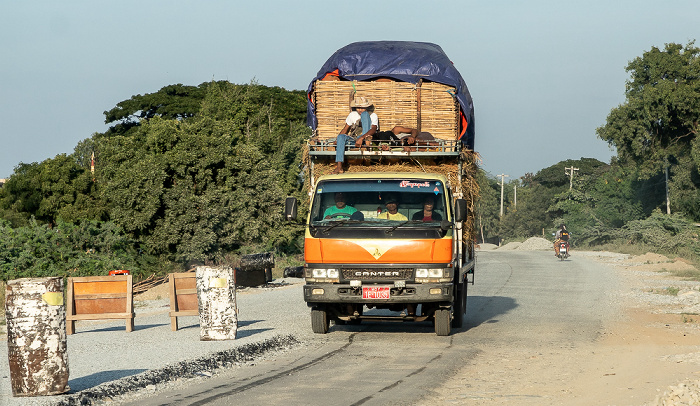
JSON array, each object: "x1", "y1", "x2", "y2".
[{"x1": 312, "y1": 80, "x2": 459, "y2": 140}]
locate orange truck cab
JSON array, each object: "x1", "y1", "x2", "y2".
[{"x1": 286, "y1": 172, "x2": 474, "y2": 336}]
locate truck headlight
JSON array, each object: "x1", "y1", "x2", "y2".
[
  {"x1": 416, "y1": 268, "x2": 444, "y2": 278},
  {"x1": 310, "y1": 268, "x2": 339, "y2": 281},
  {"x1": 415, "y1": 268, "x2": 451, "y2": 283}
]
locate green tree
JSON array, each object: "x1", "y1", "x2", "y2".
[
  {"x1": 597, "y1": 41, "x2": 700, "y2": 220},
  {"x1": 0, "y1": 155, "x2": 105, "y2": 227},
  {"x1": 1, "y1": 79, "x2": 311, "y2": 271},
  {"x1": 96, "y1": 81, "x2": 308, "y2": 262},
  {"x1": 0, "y1": 218, "x2": 151, "y2": 281},
  {"x1": 103, "y1": 83, "x2": 209, "y2": 136},
  {"x1": 474, "y1": 170, "x2": 500, "y2": 243}
]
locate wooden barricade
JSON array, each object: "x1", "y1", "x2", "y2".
[
  {"x1": 168, "y1": 272, "x2": 199, "y2": 331},
  {"x1": 66, "y1": 275, "x2": 134, "y2": 334}
]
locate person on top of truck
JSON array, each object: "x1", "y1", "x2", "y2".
[
  {"x1": 411, "y1": 196, "x2": 443, "y2": 222},
  {"x1": 332, "y1": 96, "x2": 377, "y2": 174},
  {"x1": 372, "y1": 126, "x2": 419, "y2": 151},
  {"x1": 379, "y1": 194, "x2": 407, "y2": 220},
  {"x1": 323, "y1": 192, "x2": 357, "y2": 219}
]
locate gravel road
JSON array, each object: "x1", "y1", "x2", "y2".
[{"x1": 2, "y1": 238, "x2": 699, "y2": 405}]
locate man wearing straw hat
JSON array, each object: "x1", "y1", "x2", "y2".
[{"x1": 332, "y1": 96, "x2": 378, "y2": 174}]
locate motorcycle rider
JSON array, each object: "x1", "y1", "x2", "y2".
[{"x1": 554, "y1": 224, "x2": 570, "y2": 256}]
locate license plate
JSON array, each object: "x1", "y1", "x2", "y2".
[{"x1": 362, "y1": 286, "x2": 390, "y2": 299}]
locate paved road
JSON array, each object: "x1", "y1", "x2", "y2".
[{"x1": 121, "y1": 250, "x2": 620, "y2": 406}]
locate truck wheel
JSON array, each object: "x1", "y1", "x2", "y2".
[
  {"x1": 452, "y1": 282, "x2": 467, "y2": 328},
  {"x1": 311, "y1": 308, "x2": 329, "y2": 334},
  {"x1": 434, "y1": 308, "x2": 451, "y2": 336}
]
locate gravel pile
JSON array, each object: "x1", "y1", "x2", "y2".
[
  {"x1": 514, "y1": 237, "x2": 554, "y2": 250},
  {"x1": 649, "y1": 379, "x2": 700, "y2": 405},
  {"x1": 55, "y1": 335, "x2": 300, "y2": 406},
  {"x1": 496, "y1": 237, "x2": 553, "y2": 251}
]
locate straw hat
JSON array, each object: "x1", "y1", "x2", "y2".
[{"x1": 350, "y1": 96, "x2": 372, "y2": 108}]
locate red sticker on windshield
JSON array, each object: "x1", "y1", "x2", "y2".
[{"x1": 399, "y1": 181, "x2": 430, "y2": 188}]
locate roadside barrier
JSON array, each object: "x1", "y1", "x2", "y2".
[
  {"x1": 66, "y1": 275, "x2": 134, "y2": 334},
  {"x1": 196, "y1": 266, "x2": 237, "y2": 340},
  {"x1": 5, "y1": 277, "x2": 70, "y2": 396},
  {"x1": 168, "y1": 272, "x2": 198, "y2": 331}
]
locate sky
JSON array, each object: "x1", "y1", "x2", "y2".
[{"x1": 1, "y1": 1, "x2": 699, "y2": 180}]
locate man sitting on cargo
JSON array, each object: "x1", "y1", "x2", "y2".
[
  {"x1": 332, "y1": 96, "x2": 378, "y2": 174},
  {"x1": 371, "y1": 126, "x2": 419, "y2": 151},
  {"x1": 379, "y1": 195, "x2": 407, "y2": 220},
  {"x1": 323, "y1": 192, "x2": 357, "y2": 219},
  {"x1": 412, "y1": 196, "x2": 442, "y2": 222}
]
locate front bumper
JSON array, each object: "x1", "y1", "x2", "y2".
[{"x1": 303, "y1": 282, "x2": 453, "y2": 304}]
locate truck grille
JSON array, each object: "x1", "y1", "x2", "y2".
[{"x1": 342, "y1": 268, "x2": 413, "y2": 281}]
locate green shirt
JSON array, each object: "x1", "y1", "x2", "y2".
[{"x1": 323, "y1": 205, "x2": 357, "y2": 218}]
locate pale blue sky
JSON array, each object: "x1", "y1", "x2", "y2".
[{"x1": 1, "y1": 1, "x2": 698, "y2": 179}]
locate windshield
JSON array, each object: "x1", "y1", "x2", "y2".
[{"x1": 310, "y1": 178, "x2": 448, "y2": 226}]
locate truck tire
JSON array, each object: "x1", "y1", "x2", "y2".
[
  {"x1": 452, "y1": 282, "x2": 467, "y2": 328},
  {"x1": 434, "y1": 308, "x2": 451, "y2": 336},
  {"x1": 311, "y1": 308, "x2": 330, "y2": 334}
]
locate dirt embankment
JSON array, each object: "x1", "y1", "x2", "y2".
[
  {"x1": 597, "y1": 251, "x2": 700, "y2": 405},
  {"x1": 472, "y1": 241, "x2": 700, "y2": 405}
]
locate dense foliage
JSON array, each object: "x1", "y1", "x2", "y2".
[
  {"x1": 0, "y1": 81, "x2": 308, "y2": 280},
  {"x1": 0, "y1": 219, "x2": 155, "y2": 281},
  {"x1": 597, "y1": 41, "x2": 700, "y2": 221}
]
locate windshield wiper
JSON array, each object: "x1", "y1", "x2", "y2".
[
  {"x1": 385, "y1": 220, "x2": 412, "y2": 234},
  {"x1": 321, "y1": 219, "x2": 365, "y2": 233}
]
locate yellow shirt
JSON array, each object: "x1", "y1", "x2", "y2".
[{"x1": 381, "y1": 211, "x2": 407, "y2": 221}]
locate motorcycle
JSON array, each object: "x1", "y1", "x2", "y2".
[{"x1": 557, "y1": 240, "x2": 570, "y2": 260}]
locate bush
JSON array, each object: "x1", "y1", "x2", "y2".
[
  {"x1": 580, "y1": 211, "x2": 700, "y2": 267},
  {"x1": 0, "y1": 219, "x2": 156, "y2": 282}
]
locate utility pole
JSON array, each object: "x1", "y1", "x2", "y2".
[
  {"x1": 497, "y1": 174, "x2": 509, "y2": 217},
  {"x1": 565, "y1": 166, "x2": 579, "y2": 190},
  {"x1": 513, "y1": 184, "x2": 517, "y2": 209},
  {"x1": 665, "y1": 161, "x2": 671, "y2": 215}
]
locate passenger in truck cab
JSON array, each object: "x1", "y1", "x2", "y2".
[
  {"x1": 323, "y1": 192, "x2": 357, "y2": 219},
  {"x1": 412, "y1": 196, "x2": 442, "y2": 222},
  {"x1": 379, "y1": 195, "x2": 407, "y2": 220},
  {"x1": 332, "y1": 96, "x2": 378, "y2": 174}
]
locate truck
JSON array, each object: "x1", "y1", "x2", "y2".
[{"x1": 284, "y1": 41, "x2": 478, "y2": 336}]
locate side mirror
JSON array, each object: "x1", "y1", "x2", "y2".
[
  {"x1": 454, "y1": 199, "x2": 467, "y2": 222},
  {"x1": 284, "y1": 197, "x2": 297, "y2": 221}
]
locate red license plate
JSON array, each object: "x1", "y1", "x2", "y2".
[{"x1": 362, "y1": 286, "x2": 390, "y2": 299}]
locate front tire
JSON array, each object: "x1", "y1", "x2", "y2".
[
  {"x1": 435, "y1": 308, "x2": 451, "y2": 336},
  {"x1": 311, "y1": 308, "x2": 330, "y2": 334}
]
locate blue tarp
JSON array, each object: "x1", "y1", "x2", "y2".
[{"x1": 306, "y1": 41, "x2": 475, "y2": 150}]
